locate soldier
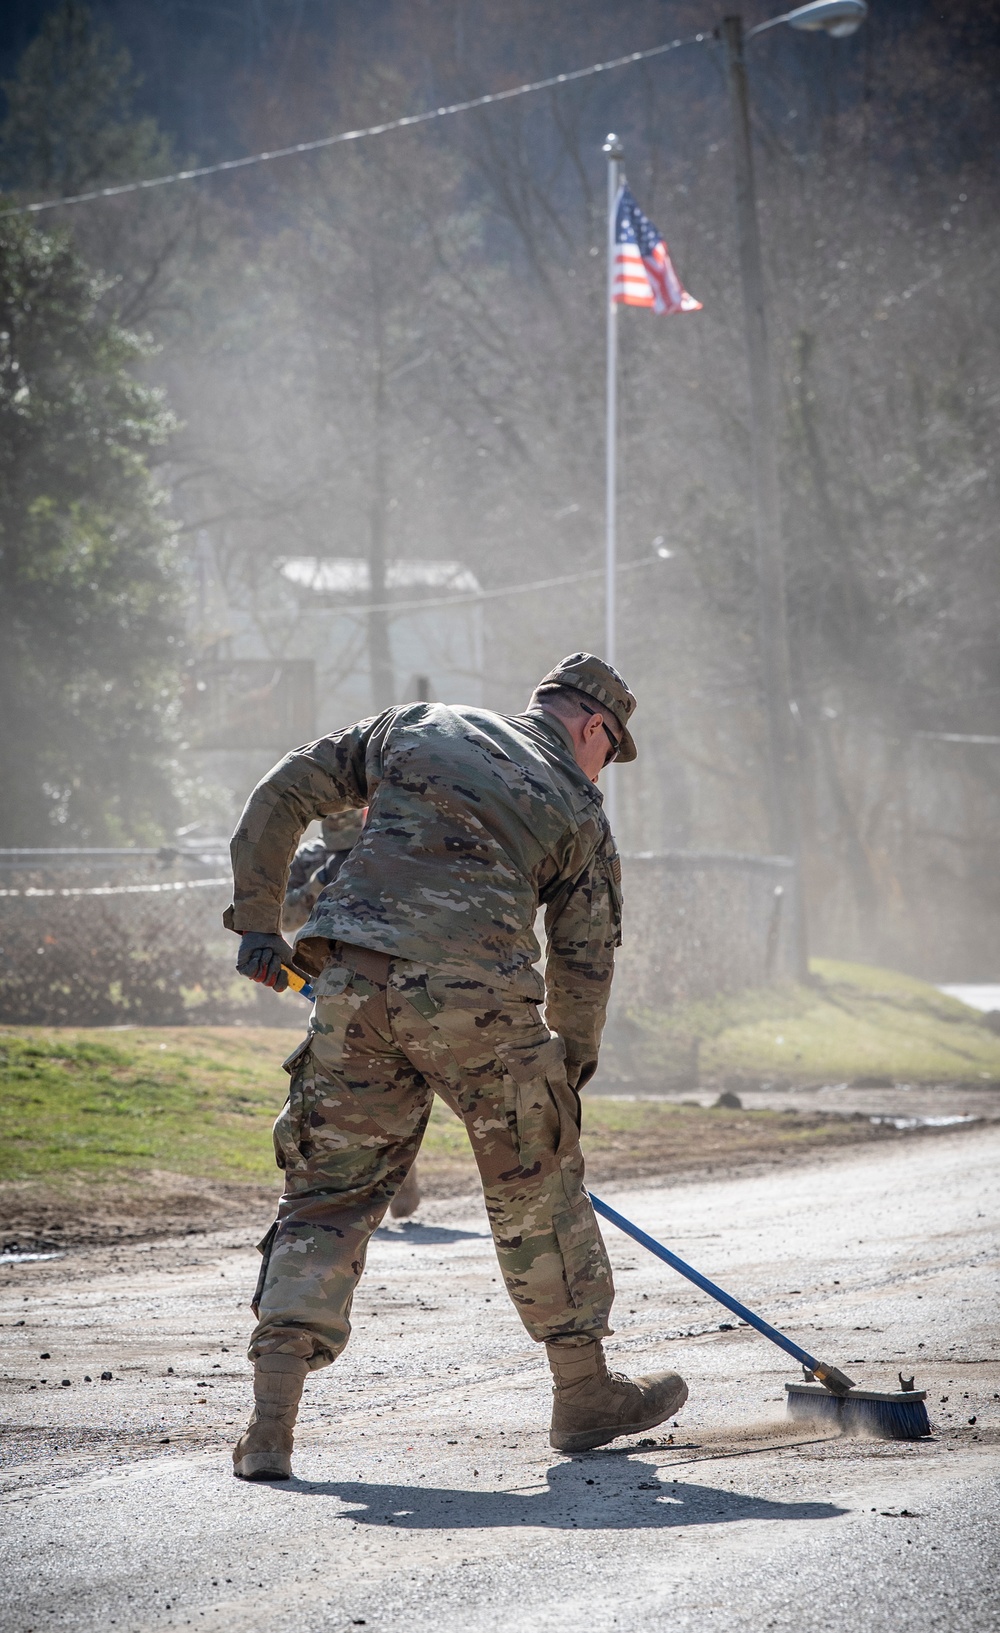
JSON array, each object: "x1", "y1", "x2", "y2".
[
  {"x1": 282, "y1": 810, "x2": 424, "y2": 1220},
  {"x1": 225, "y1": 653, "x2": 687, "y2": 1480}
]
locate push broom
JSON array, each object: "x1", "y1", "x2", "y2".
[{"x1": 588, "y1": 1191, "x2": 931, "y2": 1441}]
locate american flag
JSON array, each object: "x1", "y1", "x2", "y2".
[{"x1": 613, "y1": 183, "x2": 702, "y2": 314}]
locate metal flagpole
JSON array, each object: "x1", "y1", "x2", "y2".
[{"x1": 603, "y1": 133, "x2": 624, "y2": 831}]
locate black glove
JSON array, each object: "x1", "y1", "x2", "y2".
[{"x1": 236, "y1": 931, "x2": 302, "y2": 992}]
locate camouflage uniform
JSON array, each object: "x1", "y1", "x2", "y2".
[
  {"x1": 225, "y1": 681, "x2": 628, "y2": 1370},
  {"x1": 281, "y1": 809, "x2": 366, "y2": 933}
]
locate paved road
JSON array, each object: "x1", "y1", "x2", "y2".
[
  {"x1": 939, "y1": 984, "x2": 1000, "y2": 1013},
  {"x1": 2, "y1": 1128, "x2": 998, "y2": 1632}
]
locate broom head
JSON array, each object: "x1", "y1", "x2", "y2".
[{"x1": 785, "y1": 1381, "x2": 931, "y2": 1440}]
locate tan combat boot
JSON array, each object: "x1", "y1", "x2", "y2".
[
  {"x1": 547, "y1": 1337, "x2": 688, "y2": 1452},
  {"x1": 232, "y1": 1353, "x2": 309, "y2": 1481},
  {"x1": 389, "y1": 1161, "x2": 422, "y2": 1219}
]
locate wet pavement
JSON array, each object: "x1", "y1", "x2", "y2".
[{"x1": 622, "y1": 1078, "x2": 1000, "y2": 1125}]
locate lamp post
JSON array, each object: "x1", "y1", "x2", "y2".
[{"x1": 719, "y1": 0, "x2": 866, "y2": 977}]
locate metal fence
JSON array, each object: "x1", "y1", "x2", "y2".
[
  {"x1": 0, "y1": 851, "x2": 290, "y2": 1027},
  {"x1": 614, "y1": 850, "x2": 796, "y2": 1010},
  {"x1": 0, "y1": 847, "x2": 795, "y2": 1027}
]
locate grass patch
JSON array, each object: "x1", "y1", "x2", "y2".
[
  {"x1": 2, "y1": 958, "x2": 996, "y2": 1231},
  {"x1": 0, "y1": 1017, "x2": 906, "y2": 1201},
  {"x1": 0, "y1": 1026, "x2": 493, "y2": 1192},
  {"x1": 618, "y1": 958, "x2": 1000, "y2": 1085},
  {"x1": 0, "y1": 1027, "x2": 291, "y2": 1185}
]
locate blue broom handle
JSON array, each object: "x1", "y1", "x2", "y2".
[{"x1": 588, "y1": 1190, "x2": 822, "y2": 1376}]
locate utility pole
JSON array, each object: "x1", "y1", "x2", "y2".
[{"x1": 721, "y1": 15, "x2": 808, "y2": 977}]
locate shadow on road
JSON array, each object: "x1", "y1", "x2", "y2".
[
  {"x1": 281, "y1": 1456, "x2": 846, "y2": 1530},
  {"x1": 375, "y1": 1221, "x2": 489, "y2": 1244}
]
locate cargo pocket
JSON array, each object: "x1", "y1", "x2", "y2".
[
  {"x1": 553, "y1": 1193, "x2": 614, "y2": 1312},
  {"x1": 494, "y1": 1030, "x2": 566, "y2": 1166},
  {"x1": 281, "y1": 1035, "x2": 312, "y2": 1077},
  {"x1": 251, "y1": 1220, "x2": 278, "y2": 1316},
  {"x1": 498, "y1": 1023, "x2": 582, "y2": 1162},
  {"x1": 272, "y1": 1099, "x2": 291, "y2": 1169},
  {"x1": 278, "y1": 1036, "x2": 313, "y2": 1157}
]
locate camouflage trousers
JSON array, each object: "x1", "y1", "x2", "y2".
[{"x1": 248, "y1": 946, "x2": 615, "y2": 1369}]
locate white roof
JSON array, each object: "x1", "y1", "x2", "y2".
[{"x1": 279, "y1": 557, "x2": 481, "y2": 595}]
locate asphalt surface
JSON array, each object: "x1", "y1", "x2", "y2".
[{"x1": 2, "y1": 1126, "x2": 998, "y2": 1632}]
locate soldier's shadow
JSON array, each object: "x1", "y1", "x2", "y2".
[
  {"x1": 375, "y1": 1220, "x2": 489, "y2": 1244},
  {"x1": 283, "y1": 1456, "x2": 846, "y2": 1530}
]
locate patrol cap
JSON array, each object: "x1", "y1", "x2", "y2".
[{"x1": 536, "y1": 652, "x2": 638, "y2": 762}]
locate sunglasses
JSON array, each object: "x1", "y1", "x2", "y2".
[{"x1": 580, "y1": 703, "x2": 622, "y2": 767}]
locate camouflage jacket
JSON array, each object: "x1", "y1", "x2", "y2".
[{"x1": 225, "y1": 703, "x2": 622, "y2": 1081}]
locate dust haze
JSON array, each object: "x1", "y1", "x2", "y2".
[{"x1": 0, "y1": 0, "x2": 997, "y2": 983}]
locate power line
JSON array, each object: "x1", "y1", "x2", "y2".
[
  {"x1": 0, "y1": 34, "x2": 709, "y2": 218},
  {"x1": 301, "y1": 553, "x2": 671, "y2": 619},
  {"x1": 914, "y1": 731, "x2": 1000, "y2": 746}
]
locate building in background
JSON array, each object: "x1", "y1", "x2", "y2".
[{"x1": 182, "y1": 537, "x2": 484, "y2": 818}]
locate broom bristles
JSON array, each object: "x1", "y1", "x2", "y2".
[{"x1": 785, "y1": 1382, "x2": 931, "y2": 1440}]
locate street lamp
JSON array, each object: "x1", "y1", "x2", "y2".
[
  {"x1": 751, "y1": 1, "x2": 868, "y2": 38},
  {"x1": 719, "y1": 2, "x2": 866, "y2": 977}
]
